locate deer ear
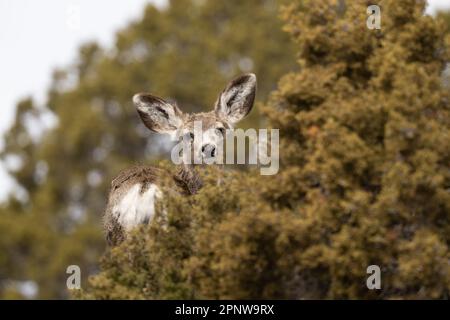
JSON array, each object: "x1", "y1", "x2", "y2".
[
  {"x1": 215, "y1": 73, "x2": 256, "y2": 124},
  {"x1": 133, "y1": 93, "x2": 183, "y2": 135}
]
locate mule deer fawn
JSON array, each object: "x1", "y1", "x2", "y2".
[{"x1": 103, "y1": 74, "x2": 256, "y2": 245}]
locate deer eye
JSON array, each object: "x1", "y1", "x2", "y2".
[
  {"x1": 183, "y1": 132, "x2": 194, "y2": 142},
  {"x1": 215, "y1": 127, "x2": 225, "y2": 136}
]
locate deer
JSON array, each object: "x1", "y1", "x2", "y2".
[{"x1": 103, "y1": 73, "x2": 257, "y2": 246}]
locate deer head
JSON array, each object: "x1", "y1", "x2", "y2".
[{"x1": 132, "y1": 73, "x2": 256, "y2": 164}]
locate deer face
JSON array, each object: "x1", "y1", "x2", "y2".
[{"x1": 133, "y1": 73, "x2": 256, "y2": 163}]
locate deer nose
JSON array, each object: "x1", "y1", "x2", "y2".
[{"x1": 201, "y1": 144, "x2": 216, "y2": 158}]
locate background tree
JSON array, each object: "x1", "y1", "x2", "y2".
[
  {"x1": 83, "y1": 0, "x2": 450, "y2": 299},
  {"x1": 0, "y1": 0, "x2": 295, "y2": 299}
]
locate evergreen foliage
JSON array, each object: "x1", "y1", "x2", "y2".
[
  {"x1": 0, "y1": 0, "x2": 295, "y2": 298},
  {"x1": 83, "y1": 0, "x2": 450, "y2": 299}
]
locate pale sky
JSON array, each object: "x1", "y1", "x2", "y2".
[
  {"x1": 0, "y1": 0, "x2": 166, "y2": 201},
  {"x1": 0, "y1": 0, "x2": 449, "y2": 202}
]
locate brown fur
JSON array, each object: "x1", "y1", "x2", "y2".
[
  {"x1": 104, "y1": 73, "x2": 256, "y2": 246},
  {"x1": 103, "y1": 165, "x2": 202, "y2": 246}
]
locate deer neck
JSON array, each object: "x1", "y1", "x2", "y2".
[{"x1": 172, "y1": 164, "x2": 203, "y2": 195}]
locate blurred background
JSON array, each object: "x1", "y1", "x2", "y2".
[
  {"x1": 0, "y1": 0, "x2": 298, "y2": 298},
  {"x1": 0, "y1": 0, "x2": 449, "y2": 299}
]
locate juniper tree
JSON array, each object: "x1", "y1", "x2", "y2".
[
  {"x1": 0, "y1": 0, "x2": 295, "y2": 299},
  {"x1": 83, "y1": 0, "x2": 450, "y2": 299}
]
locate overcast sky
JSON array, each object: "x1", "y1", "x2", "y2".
[
  {"x1": 0, "y1": 0, "x2": 166, "y2": 201},
  {"x1": 0, "y1": 0, "x2": 449, "y2": 201}
]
